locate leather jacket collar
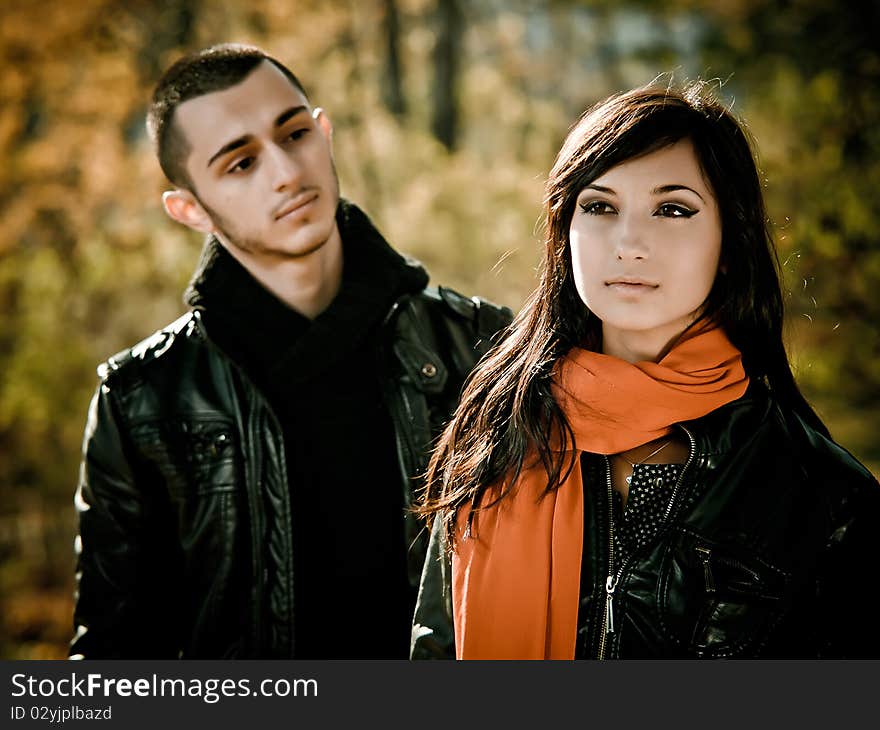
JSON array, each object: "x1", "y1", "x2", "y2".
[{"x1": 182, "y1": 199, "x2": 429, "y2": 385}]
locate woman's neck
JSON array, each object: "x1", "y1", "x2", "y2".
[{"x1": 600, "y1": 319, "x2": 698, "y2": 363}]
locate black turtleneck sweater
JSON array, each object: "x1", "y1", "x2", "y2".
[{"x1": 184, "y1": 201, "x2": 429, "y2": 658}]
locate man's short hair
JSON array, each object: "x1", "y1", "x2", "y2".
[{"x1": 146, "y1": 43, "x2": 309, "y2": 191}]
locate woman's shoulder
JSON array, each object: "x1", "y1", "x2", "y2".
[
  {"x1": 691, "y1": 379, "x2": 877, "y2": 490},
  {"x1": 776, "y1": 398, "x2": 878, "y2": 493},
  {"x1": 685, "y1": 379, "x2": 774, "y2": 452}
]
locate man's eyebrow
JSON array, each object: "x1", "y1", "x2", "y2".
[
  {"x1": 207, "y1": 136, "x2": 252, "y2": 168},
  {"x1": 206, "y1": 107, "x2": 309, "y2": 168},
  {"x1": 274, "y1": 105, "x2": 309, "y2": 128},
  {"x1": 652, "y1": 184, "x2": 705, "y2": 202}
]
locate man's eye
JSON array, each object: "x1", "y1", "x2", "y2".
[
  {"x1": 656, "y1": 203, "x2": 696, "y2": 218},
  {"x1": 579, "y1": 201, "x2": 615, "y2": 215},
  {"x1": 286, "y1": 128, "x2": 309, "y2": 142},
  {"x1": 228, "y1": 157, "x2": 255, "y2": 174}
]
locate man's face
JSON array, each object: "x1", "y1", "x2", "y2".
[{"x1": 172, "y1": 61, "x2": 340, "y2": 263}]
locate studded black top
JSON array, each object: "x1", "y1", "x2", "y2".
[
  {"x1": 612, "y1": 462, "x2": 682, "y2": 564},
  {"x1": 576, "y1": 459, "x2": 684, "y2": 658}
]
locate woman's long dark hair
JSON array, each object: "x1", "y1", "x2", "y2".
[{"x1": 417, "y1": 80, "x2": 829, "y2": 545}]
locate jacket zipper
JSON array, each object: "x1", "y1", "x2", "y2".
[
  {"x1": 695, "y1": 546, "x2": 715, "y2": 593},
  {"x1": 193, "y1": 311, "x2": 292, "y2": 657},
  {"x1": 376, "y1": 300, "x2": 421, "y2": 504},
  {"x1": 597, "y1": 457, "x2": 614, "y2": 658},
  {"x1": 245, "y1": 401, "x2": 266, "y2": 652},
  {"x1": 694, "y1": 545, "x2": 765, "y2": 593},
  {"x1": 596, "y1": 426, "x2": 697, "y2": 659},
  {"x1": 662, "y1": 426, "x2": 696, "y2": 522}
]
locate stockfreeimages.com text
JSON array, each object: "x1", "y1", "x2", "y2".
[{"x1": 11, "y1": 673, "x2": 317, "y2": 705}]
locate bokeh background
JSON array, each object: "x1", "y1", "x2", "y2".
[{"x1": 1, "y1": 0, "x2": 877, "y2": 659}]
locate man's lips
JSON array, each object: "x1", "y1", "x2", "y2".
[{"x1": 274, "y1": 191, "x2": 318, "y2": 220}]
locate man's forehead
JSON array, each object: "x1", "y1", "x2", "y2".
[{"x1": 174, "y1": 61, "x2": 309, "y2": 153}]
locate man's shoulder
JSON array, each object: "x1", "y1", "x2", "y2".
[
  {"x1": 389, "y1": 287, "x2": 512, "y2": 388},
  {"x1": 97, "y1": 310, "x2": 206, "y2": 385},
  {"x1": 408, "y1": 285, "x2": 513, "y2": 341}
]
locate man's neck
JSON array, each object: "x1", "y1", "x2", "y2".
[{"x1": 219, "y1": 227, "x2": 344, "y2": 320}]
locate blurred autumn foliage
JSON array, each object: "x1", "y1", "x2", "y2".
[{"x1": 0, "y1": 0, "x2": 877, "y2": 658}]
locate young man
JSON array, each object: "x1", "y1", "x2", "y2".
[{"x1": 70, "y1": 44, "x2": 511, "y2": 659}]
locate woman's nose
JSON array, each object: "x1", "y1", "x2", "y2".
[{"x1": 614, "y1": 216, "x2": 649, "y2": 260}]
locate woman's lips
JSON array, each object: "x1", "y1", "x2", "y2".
[{"x1": 605, "y1": 280, "x2": 659, "y2": 295}]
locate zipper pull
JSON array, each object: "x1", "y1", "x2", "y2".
[
  {"x1": 696, "y1": 546, "x2": 715, "y2": 593},
  {"x1": 605, "y1": 575, "x2": 617, "y2": 634}
]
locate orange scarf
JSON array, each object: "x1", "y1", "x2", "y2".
[{"x1": 451, "y1": 325, "x2": 748, "y2": 659}]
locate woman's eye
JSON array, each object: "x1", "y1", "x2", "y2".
[
  {"x1": 580, "y1": 201, "x2": 615, "y2": 215},
  {"x1": 656, "y1": 203, "x2": 697, "y2": 218}
]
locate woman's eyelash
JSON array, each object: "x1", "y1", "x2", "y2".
[
  {"x1": 579, "y1": 201, "x2": 615, "y2": 215},
  {"x1": 577, "y1": 201, "x2": 698, "y2": 217},
  {"x1": 656, "y1": 203, "x2": 697, "y2": 218}
]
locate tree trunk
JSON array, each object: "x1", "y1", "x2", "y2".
[
  {"x1": 381, "y1": 0, "x2": 407, "y2": 117},
  {"x1": 431, "y1": 0, "x2": 462, "y2": 150}
]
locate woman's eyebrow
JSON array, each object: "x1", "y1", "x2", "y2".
[
  {"x1": 651, "y1": 184, "x2": 705, "y2": 203},
  {"x1": 582, "y1": 184, "x2": 616, "y2": 195}
]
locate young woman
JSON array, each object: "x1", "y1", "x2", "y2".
[{"x1": 412, "y1": 82, "x2": 880, "y2": 659}]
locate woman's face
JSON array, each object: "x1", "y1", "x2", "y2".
[{"x1": 568, "y1": 138, "x2": 722, "y2": 363}]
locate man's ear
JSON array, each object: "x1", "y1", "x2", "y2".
[
  {"x1": 313, "y1": 107, "x2": 333, "y2": 143},
  {"x1": 162, "y1": 189, "x2": 214, "y2": 234}
]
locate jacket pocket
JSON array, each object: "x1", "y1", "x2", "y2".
[
  {"x1": 129, "y1": 417, "x2": 248, "y2": 650},
  {"x1": 130, "y1": 417, "x2": 240, "y2": 498},
  {"x1": 657, "y1": 530, "x2": 791, "y2": 657}
]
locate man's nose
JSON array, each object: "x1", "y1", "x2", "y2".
[
  {"x1": 614, "y1": 216, "x2": 649, "y2": 260},
  {"x1": 267, "y1": 144, "x2": 303, "y2": 192}
]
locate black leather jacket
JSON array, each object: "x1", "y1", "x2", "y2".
[
  {"x1": 71, "y1": 286, "x2": 511, "y2": 659},
  {"x1": 412, "y1": 383, "x2": 880, "y2": 659}
]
